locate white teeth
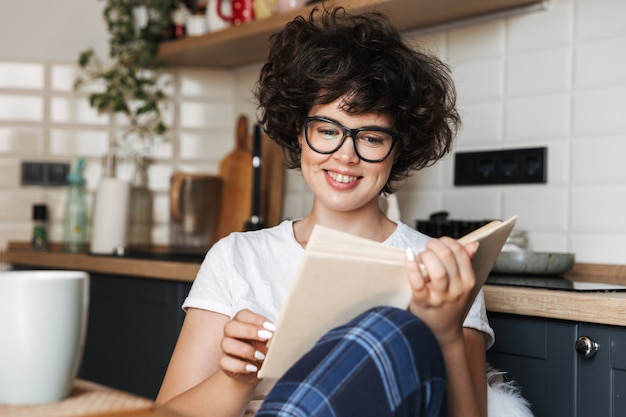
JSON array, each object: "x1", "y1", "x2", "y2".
[{"x1": 328, "y1": 171, "x2": 357, "y2": 183}]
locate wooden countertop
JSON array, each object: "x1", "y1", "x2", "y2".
[
  {"x1": 484, "y1": 285, "x2": 626, "y2": 327},
  {"x1": 484, "y1": 263, "x2": 626, "y2": 326},
  {"x1": 1, "y1": 242, "x2": 199, "y2": 282},
  {"x1": 4, "y1": 242, "x2": 626, "y2": 326}
]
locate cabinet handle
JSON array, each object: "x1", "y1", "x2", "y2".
[{"x1": 575, "y1": 336, "x2": 599, "y2": 359}]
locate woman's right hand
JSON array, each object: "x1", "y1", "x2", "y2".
[{"x1": 220, "y1": 309, "x2": 276, "y2": 384}]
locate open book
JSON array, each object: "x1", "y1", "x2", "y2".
[{"x1": 257, "y1": 215, "x2": 518, "y2": 379}]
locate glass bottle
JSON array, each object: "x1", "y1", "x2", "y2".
[
  {"x1": 127, "y1": 156, "x2": 153, "y2": 248},
  {"x1": 63, "y1": 158, "x2": 88, "y2": 253},
  {"x1": 31, "y1": 203, "x2": 48, "y2": 251}
]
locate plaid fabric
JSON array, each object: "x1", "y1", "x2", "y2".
[{"x1": 256, "y1": 307, "x2": 448, "y2": 417}]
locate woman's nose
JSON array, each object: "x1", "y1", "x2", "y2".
[{"x1": 333, "y1": 136, "x2": 359, "y2": 163}]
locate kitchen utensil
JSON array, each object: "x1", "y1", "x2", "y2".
[
  {"x1": 217, "y1": 0, "x2": 255, "y2": 25},
  {"x1": 169, "y1": 172, "x2": 222, "y2": 252},
  {"x1": 216, "y1": 115, "x2": 253, "y2": 240},
  {"x1": 492, "y1": 251, "x2": 575, "y2": 275},
  {"x1": 245, "y1": 123, "x2": 264, "y2": 231}
]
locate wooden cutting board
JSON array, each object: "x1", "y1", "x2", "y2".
[
  {"x1": 216, "y1": 115, "x2": 286, "y2": 240},
  {"x1": 260, "y1": 132, "x2": 285, "y2": 228},
  {"x1": 216, "y1": 115, "x2": 253, "y2": 240}
]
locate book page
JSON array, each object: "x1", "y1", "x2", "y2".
[{"x1": 258, "y1": 215, "x2": 517, "y2": 379}]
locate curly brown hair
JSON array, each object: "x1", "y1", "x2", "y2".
[{"x1": 254, "y1": 7, "x2": 460, "y2": 194}]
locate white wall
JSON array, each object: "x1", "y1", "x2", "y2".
[
  {"x1": 1, "y1": 0, "x2": 109, "y2": 62},
  {"x1": 1, "y1": 0, "x2": 625, "y2": 264},
  {"x1": 420, "y1": 0, "x2": 626, "y2": 264}
]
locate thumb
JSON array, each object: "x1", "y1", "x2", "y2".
[{"x1": 464, "y1": 241, "x2": 480, "y2": 258}]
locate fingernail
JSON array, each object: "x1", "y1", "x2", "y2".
[
  {"x1": 258, "y1": 329, "x2": 273, "y2": 340},
  {"x1": 245, "y1": 364, "x2": 258, "y2": 373},
  {"x1": 254, "y1": 350, "x2": 266, "y2": 361},
  {"x1": 418, "y1": 263, "x2": 429, "y2": 278},
  {"x1": 405, "y1": 247, "x2": 415, "y2": 262},
  {"x1": 263, "y1": 321, "x2": 277, "y2": 332}
]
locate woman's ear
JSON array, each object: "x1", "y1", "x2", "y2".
[
  {"x1": 392, "y1": 148, "x2": 401, "y2": 163},
  {"x1": 297, "y1": 132, "x2": 304, "y2": 148}
]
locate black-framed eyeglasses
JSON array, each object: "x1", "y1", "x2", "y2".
[{"x1": 303, "y1": 116, "x2": 400, "y2": 163}]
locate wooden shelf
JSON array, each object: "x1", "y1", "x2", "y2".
[{"x1": 157, "y1": 0, "x2": 545, "y2": 68}]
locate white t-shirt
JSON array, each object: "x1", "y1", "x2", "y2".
[
  {"x1": 183, "y1": 220, "x2": 495, "y2": 415},
  {"x1": 183, "y1": 219, "x2": 495, "y2": 347}
]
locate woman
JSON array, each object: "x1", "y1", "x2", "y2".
[{"x1": 156, "y1": 7, "x2": 494, "y2": 417}]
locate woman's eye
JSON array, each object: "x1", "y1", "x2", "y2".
[
  {"x1": 318, "y1": 128, "x2": 340, "y2": 139},
  {"x1": 360, "y1": 134, "x2": 385, "y2": 146}
]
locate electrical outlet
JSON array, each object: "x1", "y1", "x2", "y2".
[
  {"x1": 21, "y1": 161, "x2": 70, "y2": 186},
  {"x1": 21, "y1": 162, "x2": 45, "y2": 185},
  {"x1": 46, "y1": 163, "x2": 71, "y2": 186},
  {"x1": 454, "y1": 147, "x2": 547, "y2": 186}
]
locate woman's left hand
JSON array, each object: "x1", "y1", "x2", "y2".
[
  {"x1": 220, "y1": 309, "x2": 275, "y2": 384},
  {"x1": 405, "y1": 237, "x2": 480, "y2": 345}
]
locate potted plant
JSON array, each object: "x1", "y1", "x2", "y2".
[
  {"x1": 74, "y1": 0, "x2": 180, "y2": 249},
  {"x1": 74, "y1": 0, "x2": 179, "y2": 157}
]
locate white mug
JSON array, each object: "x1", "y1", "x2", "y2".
[
  {"x1": 0, "y1": 270, "x2": 89, "y2": 404},
  {"x1": 187, "y1": 15, "x2": 207, "y2": 36}
]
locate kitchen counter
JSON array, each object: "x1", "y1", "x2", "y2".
[
  {"x1": 484, "y1": 285, "x2": 626, "y2": 327},
  {"x1": 3, "y1": 242, "x2": 626, "y2": 326},
  {"x1": 1, "y1": 242, "x2": 199, "y2": 282},
  {"x1": 484, "y1": 263, "x2": 626, "y2": 326}
]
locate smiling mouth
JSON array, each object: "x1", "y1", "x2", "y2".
[{"x1": 327, "y1": 171, "x2": 359, "y2": 184}]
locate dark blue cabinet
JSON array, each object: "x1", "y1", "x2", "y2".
[
  {"x1": 487, "y1": 313, "x2": 626, "y2": 417},
  {"x1": 577, "y1": 323, "x2": 626, "y2": 417},
  {"x1": 77, "y1": 273, "x2": 192, "y2": 399}
]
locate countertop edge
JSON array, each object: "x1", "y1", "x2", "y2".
[
  {"x1": 1, "y1": 243, "x2": 199, "y2": 282},
  {"x1": 484, "y1": 284, "x2": 626, "y2": 327}
]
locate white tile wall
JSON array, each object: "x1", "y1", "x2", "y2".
[
  {"x1": 575, "y1": 36, "x2": 626, "y2": 88},
  {"x1": 505, "y1": 94, "x2": 571, "y2": 140},
  {"x1": 0, "y1": 62, "x2": 234, "y2": 248},
  {"x1": 506, "y1": 47, "x2": 572, "y2": 96},
  {"x1": 575, "y1": 0, "x2": 626, "y2": 41},
  {"x1": 1, "y1": 0, "x2": 625, "y2": 265},
  {"x1": 454, "y1": 58, "x2": 505, "y2": 103},
  {"x1": 508, "y1": 0, "x2": 573, "y2": 52},
  {"x1": 573, "y1": 86, "x2": 626, "y2": 135},
  {"x1": 444, "y1": 0, "x2": 626, "y2": 263}
]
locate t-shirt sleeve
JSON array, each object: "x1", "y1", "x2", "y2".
[
  {"x1": 181, "y1": 237, "x2": 234, "y2": 317},
  {"x1": 463, "y1": 290, "x2": 495, "y2": 349}
]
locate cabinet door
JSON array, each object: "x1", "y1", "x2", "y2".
[
  {"x1": 578, "y1": 324, "x2": 626, "y2": 417},
  {"x1": 78, "y1": 273, "x2": 192, "y2": 399},
  {"x1": 487, "y1": 313, "x2": 578, "y2": 417}
]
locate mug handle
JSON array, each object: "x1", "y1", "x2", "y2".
[{"x1": 216, "y1": 0, "x2": 232, "y2": 22}]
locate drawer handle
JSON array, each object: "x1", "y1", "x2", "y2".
[{"x1": 575, "y1": 336, "x2": 599, "y2": 359}]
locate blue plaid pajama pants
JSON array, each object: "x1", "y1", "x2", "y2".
[{"x1": 256, "y1": 306, "x2": 448, "y2": 417}]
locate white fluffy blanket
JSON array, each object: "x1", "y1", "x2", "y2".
[{"x1": 487, "y1": 366, "x2": 535, "y2": 417}]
